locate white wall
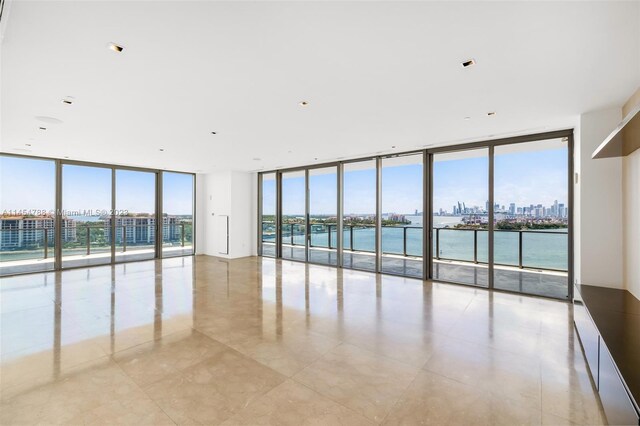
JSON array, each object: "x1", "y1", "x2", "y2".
[
  {"x1": 576, "y1": 108, "x2": 623, "y2": 288},
  {"x1": 195, "y1": 170, "x2": 257, "y2": 259},
  {"x1": 623, "y1": 148, "x2": 640, "y2": 299},
  {"x1": 229, "y1": 171, "x2": 257, "y2": 257}
]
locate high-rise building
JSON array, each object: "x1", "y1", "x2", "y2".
[
  {"x1": 104, "y1": 215, "x2": 186, "y2": 244},
  {"x1": 0, "y1": 215, "x2": 76, "y2": 249}
]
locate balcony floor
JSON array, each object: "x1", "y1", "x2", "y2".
[
  {"x1": 0, "y1": 246, "x2": 194, "y2": 276},
  {"x1": 271, "y1": 245, "x2": 568, "y2": 299}
]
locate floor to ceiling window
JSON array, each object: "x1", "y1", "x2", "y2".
[
  {"x1": 308, "y1": 167, "x2": 338, "y2": 266},
  {"x1": 381, "y1": 154, "x2": 424, "y2": 278},
  {"x1": 162, "y1": 172, "x2": 194, "y2": 257},
  {"x1": 493, "y1": 138, "x2": 569, "y2": 298},
  {"x1": 257, "y1": 130, "x2": 572, "y2": 300},
  {"x1": 0, "y1": 155, "x2": 56, "y2": 275},
  {"x1": 432, "y1": 148, "x2": 489, "y2": 287},
  {"x1": 115, "y1": 169, "x2": 157, "y2": 263},
  {"x1": 0, "y1": 154, "x2": 195, "y2": 276},
  {"x1": 260, "y1": 172, "x2": 277, "y2": 257},
  {"x1": 281, "y1": 170, "x2": 306, "y2": 261},
  {"x1": 61, "y1": 164, "x2": 113, "y2": 269},
  {"x1": 342, "y1": 160, "x2": 377, "y2": 272}
]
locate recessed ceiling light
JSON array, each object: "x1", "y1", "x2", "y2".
[
  {"x1": 391, "y1": 146, "x2": 396, "y2": 149},
  {"x1": 159, "y1": 148, "x2": 165, "y2": 152},
  {"x1": 461, "y1": 59, "x2": 476, "y2": 68},
  {"x1": 64, "y1": 156, "x2": 69, "y2": 159},
  {"x1": 211, "y1": 131, "x2": 217, "y2": 135},
  {"x1": 464, "y1": 117, "x2": 471, "y2": 120},
  {"x1": 25, "y1": 143, "x2": 32, "y2": 147},
  {"x1": 39, "y1": 127, "x2": 47, "y2": 131},
  {"x1": 487, "y1": 112, "x2": 496, "y2": 116},
  {"x1": 35, "y1": 116, "x2": 63, "y2": 124},
  {"x1": 108, "y1": 42, "x2": 124, "y2": 53},
  {"x1": 299, "y1": 101, "x2": 309, "y2": 107},
  {"x1": 314, "y1": 157, "x2": 318, "y2": 160}
]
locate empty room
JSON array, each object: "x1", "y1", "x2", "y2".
[{"x1": 1, "y1": 0, "x2": 639, "y2": 425}]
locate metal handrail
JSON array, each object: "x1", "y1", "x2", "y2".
[
  {"x1": 1, "y1": 222, "x2": 192, "y2": 259},
  {"x1": 261, "y1": 221, "x2": 568, "y2": 272},
  {"x1": 434, "y1": 227, "x2": 568, "y2": 271},
  {"x1": 0, "y1": 227, "x2": 52, "y2": 259}
]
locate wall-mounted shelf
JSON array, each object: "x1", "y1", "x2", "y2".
[{"x1": 592, "y1": 103, "x2": 640, "y2": 159}]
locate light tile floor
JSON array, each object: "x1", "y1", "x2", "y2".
[{"x1": 0, "y1": 255, "x2": 605, "y2": 425}]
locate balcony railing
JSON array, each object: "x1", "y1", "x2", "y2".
[
  {"x1": 261, "y1": 221, "x2": 568, "y2": 272},
  {"x1": 0, "y1": 223, "x2": 193, "y2": 261},
  {"x1": 0, "y1": 227, "x2": 54, "y2": 261}
]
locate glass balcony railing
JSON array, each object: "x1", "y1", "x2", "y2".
[
  {"x1": 0, "y1": 222, "x2": 193, "y2": 263},
  {"x1": 261, "y1": 221, "x2": 568, "y2": 273},
  {"x1": 61, "y1": 225, "x2": 111, "y2": 257},
  {"x1": 162, "y1": 222, "x2": 193, "y2": 248},
  {"x1": 433, "y1": 228, "x2": 568, "y2": 271},
  {"x1": 0, "y1": 227, "x2": 55, "y2": 262}
]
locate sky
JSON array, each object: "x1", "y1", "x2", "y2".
[
  {"x1": 0, "y1": 156, "x2": 194, "y2": 216},
  {"x1": 2, "y1": 146, "x2": 567, "y2": 218},
  {"x1": 264, "y1": 147, "x2": 568, "y2": 215}
]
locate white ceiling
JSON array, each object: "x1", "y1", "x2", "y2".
[{"x1": 1, "y1": 1, "x2": 639, "y2": 173}]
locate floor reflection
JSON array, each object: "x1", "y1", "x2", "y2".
[{"x1": 1, "y1": 256, "x2": 604, "y2": 425}]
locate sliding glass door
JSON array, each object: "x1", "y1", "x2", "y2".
[
  {"x1": 281, "y1": 170, "x2": 306, "y2": 261},
  {"x1": 115, "y1": 169, "x2": 156, "y2": 262},
  {"x1": 493, "y1": 138, "x2": 569, "y2": 298},
  {"x1": 1, "y1": 154, "x2": 196, "y2": 276},
  {"x1": 0, "y1": 156, "x2": 56, "y2": 275},
  {"x1": 342, "y1": 160, "x2": 377, "y2": 272},
  {"x1": 260, "y1": 172, "x2": 277, "y2": 257},
  {"x1": 162, "y1": 172, "x2": 194, "y2": 257},
  {"x1": 308, "y1": 167, "x2": 338, "y2": 266},
  {"x1": 432, "y1": 149, "x2": 489, "y2": 287},
  {"x1": 61, "y1": 164, "x2": 113, "y2": 268},
  {"x1": 381, "y1": 154, "x2": 424, "y2": 278},
  {"x1": 258, "y1": 131, "x2": 572, "y2": 299}
]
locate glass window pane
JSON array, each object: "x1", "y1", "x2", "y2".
[
  {"x1": 493, "y1": 139, "x2": 569, "y2": 299},
  {"x1": 308, "y1": 167, "x2": 337, "y2": 266},
  {"x1": 260, "y1": 173, "x2": 276, "y2": 257},
  {"x1": 115, "y1": 170, "x2": 156, "y2": 262},
  {"x1": 61, "y1": 165, "x2": 112, "y2": 268},
  {"x1": 342, "y1": 160, "x2": 377, "y2": 272},
  {"x1": 381, "y1": 154, "x2": 423, "y2": 278},
  {"x1": 281, "y1": 171, "x2": 306, "y2": 261},
  {"x1": 0, "y1": 156, "x2": 56, "y2": 275},
  {"x1": 162, "y1": 172, "x2": 194, "y2": 257},
  {"x1": 432, "y1": 148, "x2": 488, "y2": 287}
]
